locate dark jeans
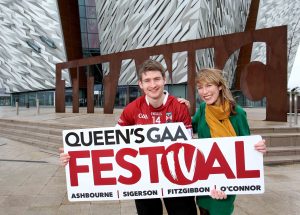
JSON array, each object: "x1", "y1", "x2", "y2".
[{"x1": 135, "y1": 196, "x2": 197, "y2": 215}]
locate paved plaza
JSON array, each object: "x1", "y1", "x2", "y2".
[{"x1": 0, "y1": 106, "x2": 299, "y2": 215}]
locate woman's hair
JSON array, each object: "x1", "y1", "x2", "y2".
[
  {"x1": 138, "y1": 59, "x2": 166, "y2": 81},
  {"x1": 196, "y1": 68, "x2": 236, "y2": 113}
]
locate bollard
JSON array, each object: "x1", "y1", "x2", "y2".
[
  {"x1": 36, "y1": 99, "x2": 40, "y2": 115},
  {"x1": 289, "y1": 91, "x2": 293, "y2": 127},
  {"x1": 290, "y1": 87, "x2": 299, "y2": 126},
  {"x1": 16, "y1": 101, "x2": 19, "y2": 115}
]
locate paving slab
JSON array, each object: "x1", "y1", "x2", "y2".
[{"x1": 0, "y1": 106, "x2": 300, "y2": 215}]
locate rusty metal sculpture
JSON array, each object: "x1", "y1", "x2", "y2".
[{"x1": 56, "y1": 25, "x2": 287, "y2": 122}]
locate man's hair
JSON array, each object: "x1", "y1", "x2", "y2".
[{"x1": 138, "y1": 59, "x2": 166, "y2": 81}]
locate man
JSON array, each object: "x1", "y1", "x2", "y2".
[
  {"x1": 60, "y1": 59, "x2": 197, "y2": 215},
  {"x1": 117, "y1": 59, "x2": 197, "y2": 215}
]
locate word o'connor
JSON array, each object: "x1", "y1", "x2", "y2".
[{"x1": 220, "y1": 185, "x2": 261, "y2": 192}]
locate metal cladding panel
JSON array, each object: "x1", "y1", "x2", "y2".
[
  {"x1": 252, "y1": 0, "x2": 300, "y2": 80},
  {"x1": 95, "y1": 0, "x2": 251, "y2": 87},
  {"x1": 0, "y1": 0, "x2": 68, "y2": 93}
]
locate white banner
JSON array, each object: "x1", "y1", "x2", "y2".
[{"x1": 62, "y1": 123, "x2": 264, "y2": 202}]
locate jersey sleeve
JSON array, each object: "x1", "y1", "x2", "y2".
[
  {"x1": 176, "y1": 102, "x2": 192, "y2": 129},
  {"x1": 179, "y1": 103, "x2": 193, "y2": 138},
  {"x1": 117, "y1": 106, "x2": 134, "y2": 126}
]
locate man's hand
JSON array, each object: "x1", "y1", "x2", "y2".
[{"x1": 59, "y1": 147, "x2": 70, "y2": 167}]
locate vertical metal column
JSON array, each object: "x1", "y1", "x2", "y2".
[
  {"x1": 36, "y1": 99, "x2": 40, "y2": 115},
  {"x1": 16, "y1": 101, "x2": 19, "y2": 115},
  {"x1": 290, "y1": 87, "x2": 299, "y2": 126},
  {"x1": 289, "y1": 90, "x2": 293, "y2": 127}
]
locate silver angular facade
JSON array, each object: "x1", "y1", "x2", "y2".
[
  {"x1": 252, "y1": 0, "x2": 300, "y2": 80},
  {"x1": 95, "y1": 0, "x2": 251, "y2": 87},
  {"x1": 0, "y1": 0, "x2": 68, "y2": 93}
]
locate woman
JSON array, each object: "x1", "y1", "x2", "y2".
[{"x1": 190, "y1": 68, "x2": 266, "y2": 215}]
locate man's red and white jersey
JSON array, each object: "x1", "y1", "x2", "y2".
[{"x1": 118, "y1": 92, "x2": 192, "y2": 132}]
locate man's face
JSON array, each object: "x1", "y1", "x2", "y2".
[{"x1": 138, "y1": 70, "x2": 166, "y2": 100}]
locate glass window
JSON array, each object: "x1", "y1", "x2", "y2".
[
  {"x1": 81, "y1": 33, "x2": 88, "y2": 48},
  {"x1": 37, "y1": 92, "x2": 44, "y2": 105},
  {"x1": 86, "y1": 6, "x2": 96, "y2": 18},
  {"x1": 85, "y1": 0, "x2": 96, "y2": 6},
  {"x1": 168, "y1": 84, "x2": 186, "y2": 98},
  {"x1": 78, "y1": 0, "x2": 85, "y2": 6},
  {"x1": 37, "y1": 91, "x2": 54, "y2": 106},
  {"x1": 115, "y1": 86, "x2": 127, "y2": 107},
  {"x1": 80, "y1": 18, "x2": 87, "y2": 32},
  {"x1": 40, "y1": 36, "x2": 56, "y2": 49},
  {"x1": 28, "y1": 93, "x2": 36, "y2": 106},
  {"x1": 87, "y1": 19, "x2": 98, "y2": 33},
  {"x1": 129, "y1": 86, "x2": 140, "y2": 102},
  {"x1": 65, "y1": 90, "x2": 73, "y2": 107},
  {"x1": 79, "y1": 6, "x2": 86, "y2": 17},
  {"x1": 48, "y1": 92, "x2": 54, "y2": 106},
  {"x1": 19, "y1": 94, "x2": 25, "y2": 106},
  {"x1": 88, "y1": 33, "x2": 99, "y2": 49},
  {"x1": 26, "y1": 40, "x2": 41, "y2": 53},
  {"x1": 0, "y1": 96, "x2": 11, "y2": 106}
]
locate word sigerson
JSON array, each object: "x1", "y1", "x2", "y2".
[{"x1": 62, "y1": 123, "x2": 264, "y2": 202}]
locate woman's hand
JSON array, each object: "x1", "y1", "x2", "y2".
[
  {"x1": 177, "y1": 98, "x2": 190, "y2": 109},
  {"x1": 254, "y1": 139, "x2": 267, "y2": 154},
  {"x1": 210, "y1": 188, "x2": 227, "y2": 200},
  {"x1": 59, "y1": 147, "x2": 70, "y2": 167}
]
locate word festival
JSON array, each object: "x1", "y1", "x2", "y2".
[{"x1": 62, "y1": 123, "x2": 265, "y2": 202}]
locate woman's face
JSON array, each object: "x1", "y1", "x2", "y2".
[{"x1": 197, "y1": 82, "x2": 222, "y2": 105}]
